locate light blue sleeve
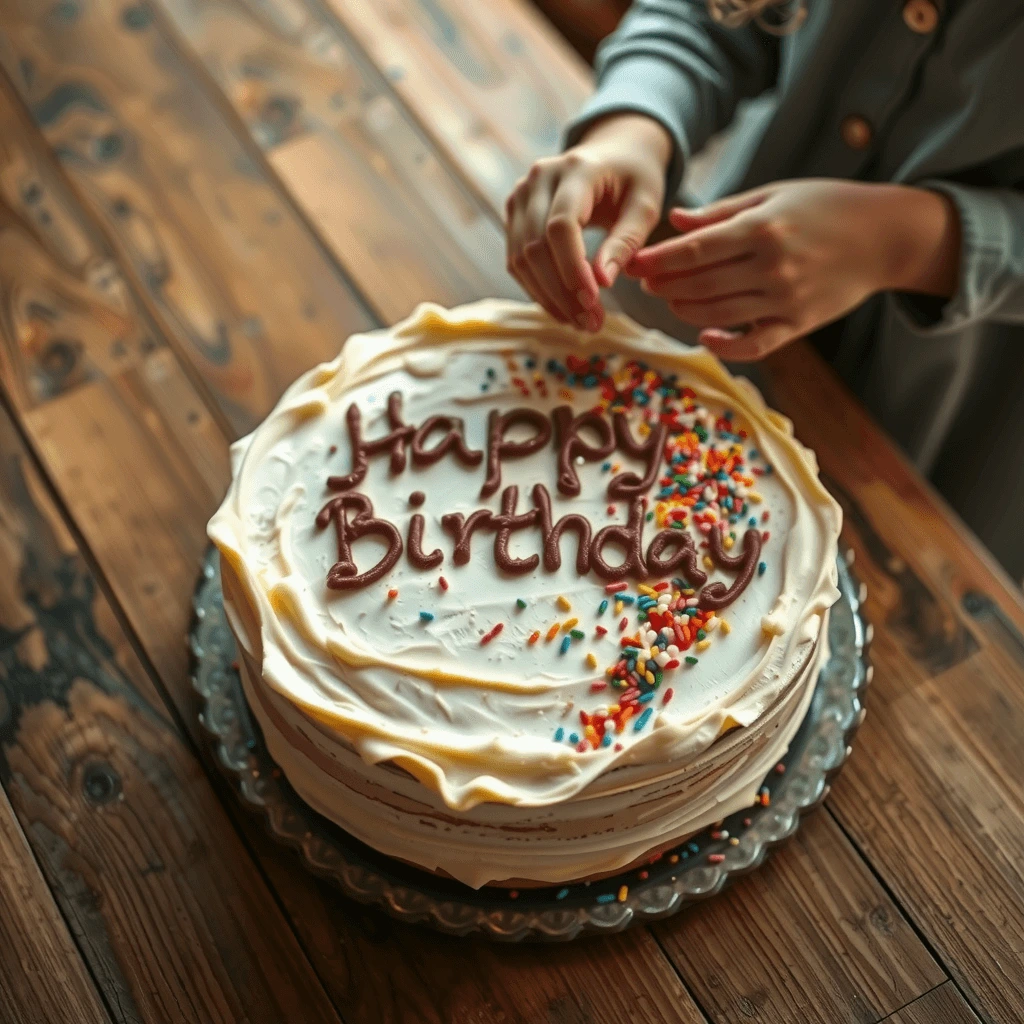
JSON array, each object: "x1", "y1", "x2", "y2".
[
  {"x1": 896, "y1": 181, "x2": 1024, "y2": 331},
  {"x1": 564, "y1": 0, "x2": 780, "y2": 202}
]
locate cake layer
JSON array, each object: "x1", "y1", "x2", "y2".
[{"x1": 208, "y1": 300, "x2": 842, "y2": 885}]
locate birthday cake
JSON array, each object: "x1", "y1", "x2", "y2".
[{"x1": 208, "y1": 300, "x2": 842, "y2": 889}]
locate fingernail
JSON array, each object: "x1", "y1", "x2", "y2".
[
  {"x1": 575, "y1": 312, "x2": 590, "y2": 329},
  {"x1": 604, "y1": 260, "x2": 619, "y2": 286},
  {"x1": 576, "y1": 288, "x2": 597, "y2": 309}
]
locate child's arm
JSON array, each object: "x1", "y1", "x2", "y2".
[
  {"x1": 627, "y1": 178, "x2": 965, "y2": 360},
  {"x1": 506, "y1": 0, "x2": 780, "y2": 330}
]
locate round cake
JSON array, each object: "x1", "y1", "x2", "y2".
[{"x1": 208, "y1": 300, "x2": 842, "y2": 889}]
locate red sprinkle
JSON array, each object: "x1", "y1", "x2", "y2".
[
  {"x1": 576, "y1": 741, "x2": 588, "y2": 752},
  {"x1": 653, "y1": 582, "x2": 669, "y2": 591},
  {"x1": 762, "y1": 531, "x2": 771, "y2": 543},
  {"x1": 619, "y1": 616, "x2": 629, "y2": 632},
  {"x1": 607, "y1": 505, "x2": 617, "y2": 515},
  {"x1": 480, "y1": 622, "x2": 504, "y2": 645},
  {"x1": 508, "y1": 889, "x2": 519, "y2": 899},
  {"x1": 762, "y1": 510, "x2": 770, "y2": 522},
  {"x1": 708, "y1": 853, "x2": 726, "y2": 864},
  {"x1": 614, "y1": 743, "x2": 623, "y2": 751},
  {"x1": 387, "y1": 589, "x2": 398, "y2": 600},
  {"x1": 594, "y1": 625, "x2": 608, "y2": 637},
  {"x1": 528, "y1": 630, "x2": 540, "y2": 645},
  {"x1": 662, "y1": 687, "x2": 674, "y2": 705},
  {"x1": 605, "y1": 582, "x2": 629, "y2": 594},
  {"x1": 590, "y1": 681, "x2": 608, "y2": 693},
  {"x1": 438, "y1": 576, "x2": 449, "y2": 591},
  {"x1": 664, "y1": 659, "x2": 680, "y2": 670}
]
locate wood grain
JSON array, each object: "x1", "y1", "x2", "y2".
[
  {"x1": 0, "y1": 785, "x2": 111, "y2": 1024},
  {"x1": 653, "y1": 812, "x2": 943, "y2": 1024},
  {"x1": 0, "y1": 20, "x2": 711, "y2": 1024},
  {"x1": 324, "y1": 0, "x2": 591, "y2": 209},
  {"x1": 882, "y1": 983, "x2": 982, "y2": 1024},
  {"x1": 152, "y1": 0, "x2": 521, "y2": 321},
  {"x1": 0, "y1": 404, "x2": 344, "y2": 1024},
  {"x1": 0, "y1": 0, "x2": 374, "y2": 435}
]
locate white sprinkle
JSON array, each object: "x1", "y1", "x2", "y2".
[
  {"x1": 645, "y1": 629, "x2": 659, "y2": 645},
  {"x1": 666, "y1": 644, "x2": 680, "y2": 657},
  {"x1": 575, "y1": 455, "x2": 585, "y2": 465},
  {"x1": 685, "y1": 597, "x2": 699, "y2": 608},
  {"x1": 655, "y1": 651, "x2": 670, "y2": 667},
  {"x1": 705, "y1": 616, "x2": 719, "y2": 632}
]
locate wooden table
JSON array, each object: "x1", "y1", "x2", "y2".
[{"x1": 0, "y1": 2, "x2": 1022, "y2": 1022}]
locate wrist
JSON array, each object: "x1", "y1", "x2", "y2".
[
  {"x1": 578, "y1": 112, "x2": 673, "y2": 170},
  {"x1": 878, "y1": 184, "x2": 961, "y2": 298}
]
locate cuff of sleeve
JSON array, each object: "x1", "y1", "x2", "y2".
[
  {"x1": 892, "y1": 179, "x2": 1009, "y2": 335},
  {"x1": 563, "y1": 56, "x2": 696, "y2": 207}
]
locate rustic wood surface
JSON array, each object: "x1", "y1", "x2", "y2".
[{"x1": 0, "y1": 1, "x2": 1020, "y2": 1022}]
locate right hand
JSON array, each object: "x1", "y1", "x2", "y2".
[{"x1": 505, "y1": 113, "x2": 672, "y2": 331}]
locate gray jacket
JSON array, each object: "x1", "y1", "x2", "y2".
[{"x1": 566, "y1": 0, "x2": 1024, "y2": 580}]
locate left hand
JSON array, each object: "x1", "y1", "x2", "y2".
[{"x1": 625, "y1": 178, "x2": 960, "y2": 360}]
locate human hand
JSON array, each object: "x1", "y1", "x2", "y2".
[
  {"x1": 626, "y1": 178, "x2": 961, "y2": 360},
  {"x1": 505, "y1": 113, "x2": 672, "y2": 331}
]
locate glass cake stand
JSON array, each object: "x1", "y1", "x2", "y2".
[{"x1": 190, "y1": 548, "x2": 869, "y2": 941}]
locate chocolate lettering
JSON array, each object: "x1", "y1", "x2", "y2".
[
  {"x1": 481, "y1": 407, "x2": 552, "y2": 499},
  {"x1": 551, "y1": 405, "x2": 615, "y2": 497},
  {"x1": 411, "y1": 415, "x2": 483, "y2": 468},
  {"x1": 607, "y1": 413, "x2": 667, "y2": 501},
  {"x1": 316, "y1": 492, "x2": 403, "y2": 589},
  {"x1": 441, "y1": 509, "x2": 495, "y2": 566},
  {"x1": 645, "y1": 531, "x2": 707, "y2": 586},
  {"x1": 328, "y1": 392, "x2": 413, "y2": 492},
  {"x1": 531, "y1": 483, "x2": 591, "y2": 574},
  {"x1": 407, "y1": 513, "x2": 443, "y2": 570},
  {"x1": 492, "y1": 486, "x2": 540, "y2": 574},
  {"x1": 698, "y1": 526, "x2": 762, "y2": 610},
  {"x1": 590, "y1": 499, "x2": 648, "y2": 580}
]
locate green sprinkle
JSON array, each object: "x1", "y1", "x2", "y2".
[
  {"x1": 685, "y1": 656, "x2": 698, "y2": 665},
  {"x1": 516, "y1": 598, "x2": 528, "y2": 609},
  {"x1": 570, "y1": 629, "x2": 585, "y2": 641},
  {"x1": 697, "y1": 629, "x2": 707, "y2": 640},
  {"x1": 598, "y1": 599, "x2": 608, "y2": 615},
  {"x1": 645, "y1": 511, "x2": 654, "y2": 521}
]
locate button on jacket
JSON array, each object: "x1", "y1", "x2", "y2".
[{"x1": 567, "y1": 0, "x2": 1024, "y2": 580}]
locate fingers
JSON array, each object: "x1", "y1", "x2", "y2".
[
  {"x1": 697, "y1": 320, "x2": 794, "y2": 361},
  {"x1": 640, "y1": 253, "x2": 758, "y2": 301},
  {"x1": 667, "y1": 292, "x2": 772, "y2": 329},
  {"x1": 547, "y1": 173, "x2": 600, "y2": 310},
  {"x1": 627, "y1": 213, "x2": 759, "y2": 280},
  {"x1": 594, "y1": 188, "x2": 660, "y2": 287},
  {"x1": 667, "y1": 190, "x2": 766, "y2": 232}
]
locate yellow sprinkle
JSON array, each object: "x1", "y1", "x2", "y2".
[
  {"x1": 696, "y1": 639, "x2": 711, "y2": 652},
  {"x1": 747, "y1": 491, "x2": 763, "y2": 504},
  {"x1": 506, "y1": 358, "x2": 519, "y2": 371},
  {"x1": 637, "y1": 584, "x2": 658, "y2": 598},
  {"x1": 612, "y1": 463, "x2": 621, "y2": 473},
  {"x1": 683, "y1": 588, "x2": 695, "y2": 597},
  {"x1": 720, "y1": 619, "x2": 732, "y2": 635},
  {"x1": 584, "y1": 724, "x2": 598, "y2": 743},
  {"x1": 723, "y1": 536, "x2": 735, "y2": 551},
  {"x1": 545, "y1": 622, "x2": 560, "y2": 642},
  {"x1": 605, "y1": 666, "x2": 615, "y2": 676},
  {"x1": 669, "y1": 854, "x2": 679, "y2": 864},
  {"x1": 607, "y1": 704, "x2": 620, "y2": 715},
  {"x1": 644, "y1": 670, "x2": 655, "y2": 684},
  {"x1": 703, "y1": 555, "x2": 714, "y2": 569},
  {"x1": 586, "y1": 652, "x2": 598, "y2": 669},
  {"x1": 615, "y1": 600, "x2": 624, "y2": 615},
  {"x1": 559, "y1": 388, "x2": 573, "y2": 401},
  {"x1": 762, "y1": 617, "x2": 785, "y2": 638},
  {"x1": 638, "y1": 422, "x2": 651, "y2": 437},
  {"x1": 556, "y1": 595, "x2": 572, "y2": 611},
  {"x1": 618, "y1": 885, "x2": 628, "y2": 902},
  {"x1": 562, "y1": 616, "x2": 579, "y2": 632}
]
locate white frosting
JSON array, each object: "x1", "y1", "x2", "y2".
[{"x1": 209, "y1": 300, "x2": 842, "y2": 887}]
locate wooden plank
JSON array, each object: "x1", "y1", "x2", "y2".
[
  {"x1": 0, "y1": 0, "x2": 374, "y2": 435},
  {"x1": 0, "y1": 785, "x2": 111, "y2": 1024},
  {"x1": 150, "y1": 0, "x2": 520, "y2": 321},
  {"x1": 653, "y1": 812, "x2": 944, "y2": 1024},
  {"x1": 0, "y1": 27, "x2": 709, "y2": 1024},
  {"x1": 321, "y1": 0, "x2": 591, "y2": 209},
  {"x1": 0, "y1": 404, "x2": 344, "y2": 1024},
  {"x1": 883, "y1": 983, "x2": 982, "y2": 1024}
]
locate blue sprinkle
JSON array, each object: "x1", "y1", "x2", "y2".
[
  {"x1": 559, "y1": 635, "x2": 571, "y2": 655},
  {"x1": 686, "y1": 608, "x2": 699, "y2": 617},
  {"x1": 748, "y1": 448, "x2": 759, "y2": 459},
  {"x1": 694, "y1": 501, "x2": 706, "y2": 511},
  {"x1": 486, "y1": 367, "x2": 496, "y2": 378},
  {"x1": 638, "y1": 691, "x2": 655, "y2": 704},
  {"x1": 601, "y1": 733, "x2": 612, "y2": 747},
  {"x1": 619, "y1": 595, "x2": 635, "y2": 606},
  {"x1": 633, "y1": 707, "x2": 653, "y2": 731},
  {"x1": 595, "y1": 893, "x2": 617, "y2": 904},
  {"x1": 566, "y1": 373, "x2": 577, "y2": 385},
  {"x1": 554, "y1": 727, "x2": 564, "y2": 742},
  {"x1": 569, "y1": 732, "x2": 579, "y2": 744},
  {"x1": 525, "y1": 357, "x2": 536, "y2": 369},
  {"x1": 419, "y1": 611, "x2": 435, "y2": 622},
  {"x1": 621, "y1": 646, "x2": 642, "y2": 656},
  {"x1": 546, "y1": 358, "x2": 559, "y2": 372},
  {"x1": 598, "y1": 599, "x2": 608, "y2": 615},
  {"x1": 687, "y1": 842, "x2": 700, "y2": 855},
  {"x1": 556, "y1": 887, "x2": 569, "y2": 900},
  {"x1": 748, "y1": 517, "x2": 758, "y2": 527},
  {"x1": 758, "y1": 561, "x2": 767, "y2": 576},
  {"x1": 583, "y1": 374, "x2": 598, "y2": 388},
  {"x1": 602, "y1": 461, "x2": 611, "y2": 472}
]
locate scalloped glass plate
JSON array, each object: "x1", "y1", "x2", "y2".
[{"x1": 190, "y1": 547, "x2": 869, "y2": 941}]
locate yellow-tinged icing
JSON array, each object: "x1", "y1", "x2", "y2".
[{"x1": 208, "y1": 300, "x2": 842, "y2": 840}]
